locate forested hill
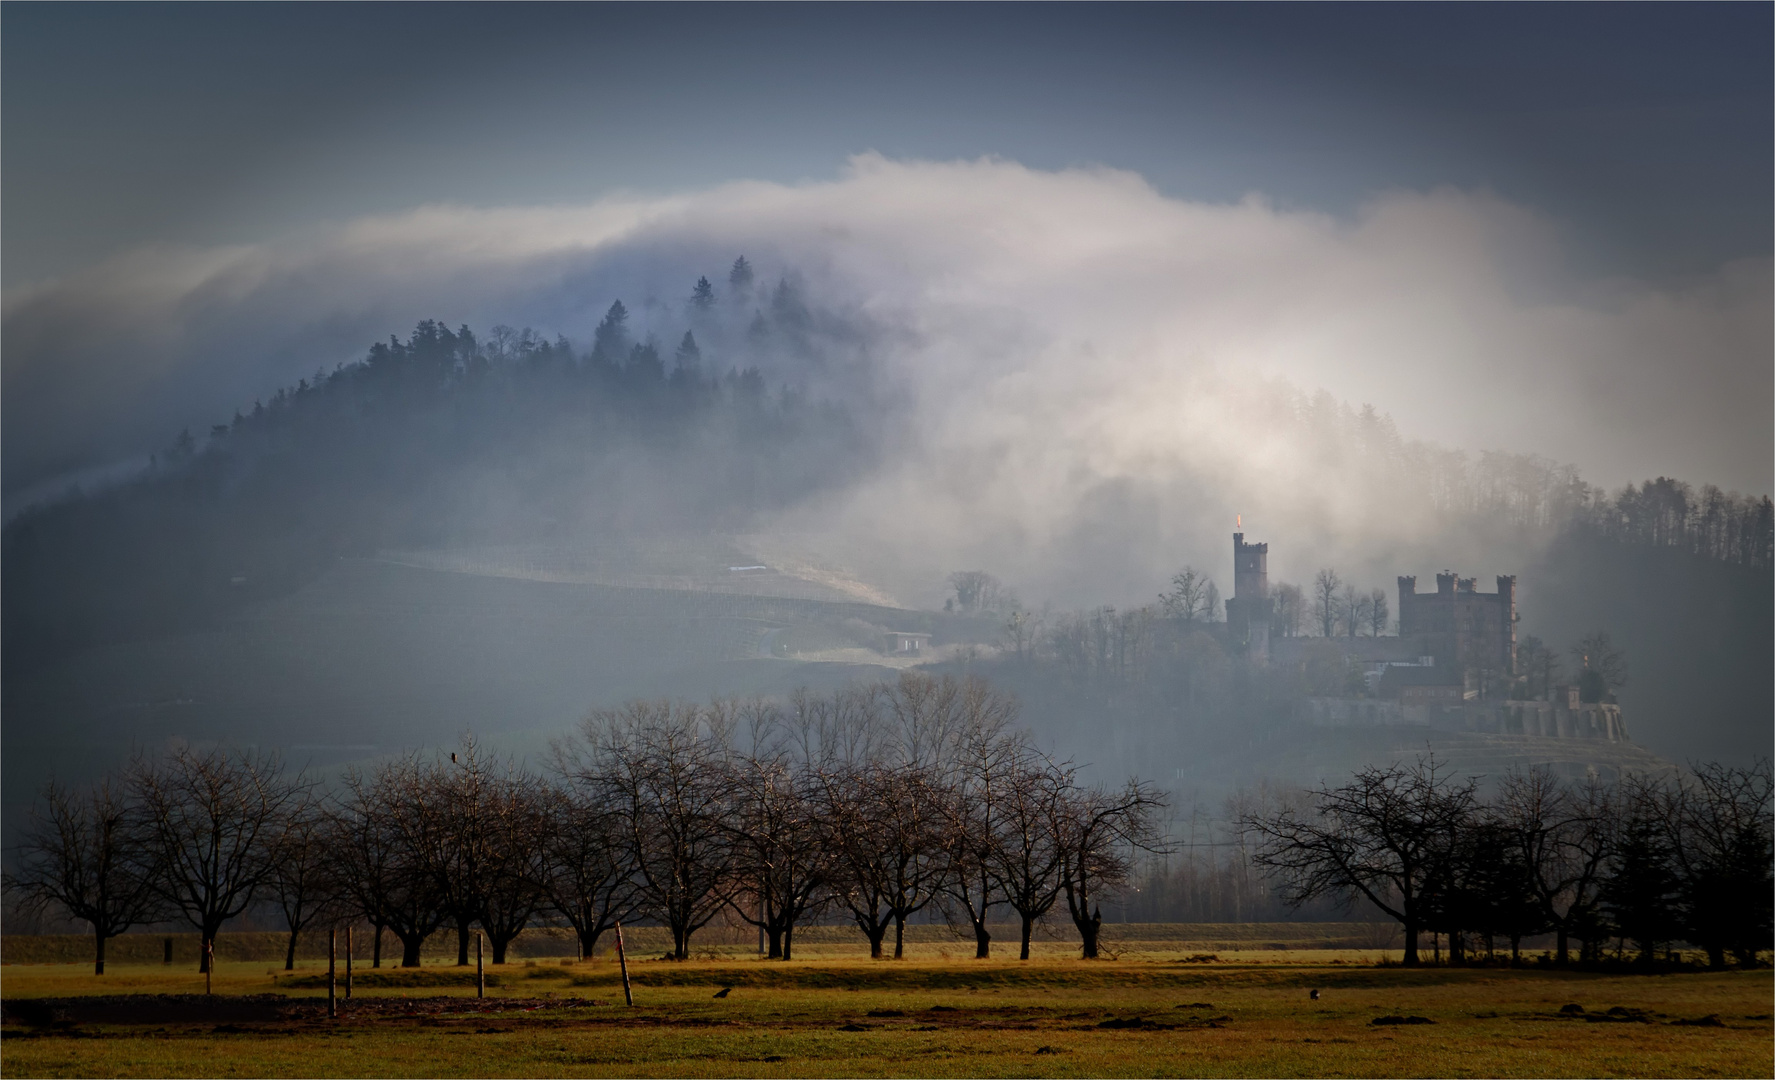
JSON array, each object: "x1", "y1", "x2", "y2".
[{"x1": 2, "y1": 286, "x2": 891, "y2": 670}]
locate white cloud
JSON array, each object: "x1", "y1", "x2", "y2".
[{"x1": 4, "y1": 155, "x2": 1767, "y2": 602}]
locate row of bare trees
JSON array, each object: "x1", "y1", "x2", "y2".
[
  {"x1": 6, "y1": 675, "x2": 1166, "y2": 974},
  {"x1": 1241, "y1": 757, "x2": 1772, "y2": 968}
]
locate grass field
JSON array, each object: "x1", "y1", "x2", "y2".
[{"x1": 4, "y1": 948, "x2": 1770, "y2": 1078}]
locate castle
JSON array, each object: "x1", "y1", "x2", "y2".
[{"x1": 1226, "y1": 529, "x2": 1627, "y2": 744}]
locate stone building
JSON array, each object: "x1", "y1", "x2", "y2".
[
  {"x1": 1225, "y1": 531, "x2": 1272, "y2": 662},
  {"x1": 1396, "y1": 572, "x2": 1516, "y2": 683}
]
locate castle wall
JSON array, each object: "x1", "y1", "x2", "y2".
[
  {"x1": 1299, "y1": 697, "x2": 1629, "y2": 743},
  {"x1": 1396, "y1": 572, "x2": 1516, "y2": 678}
]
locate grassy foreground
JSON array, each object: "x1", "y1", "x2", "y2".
[{"x1": 2, "y1": 953, "x2": 1770, "y2": 1079}]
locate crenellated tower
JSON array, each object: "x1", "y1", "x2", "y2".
[{"x1": 1227, "y1": 530, "x2": 1272, "y2": 661}]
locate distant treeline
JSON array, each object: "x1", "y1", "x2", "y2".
[
  {"x1": 4, "y1": 674, "x2": 1165, "y2": 975},
  {"x1": 3, "y1": 265, "x2": 885, "y2": 667}
]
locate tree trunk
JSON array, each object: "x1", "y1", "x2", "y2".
[
  {"x1": 491, "y1": 933, "x2": 513, "y2": 965},
  {"x1": 285, "y1": 929, "x2": 300, "y2": 971},
  {"x1": 1706, "y1": 945, "x2": 1725, "y2": 969},
  {"x1": 578, "y1": 926, "x2": 605, "y2": 961},
  {"x1": 372, "y1": 923, "x2": 384, "y2": 969},
  {"x1": 671, "y1": 923, "x2": 689, "y2": 960},
  {"x1": 94, "y1": 930, "x2": 107, "y2": 976},
  {"x1": 1401, "y1": 919, "x2": 1419, "y2": 967},
  {"x1": 972, "y1": 920, "x2": 991, "y2": 960},
  {"x1": 1555, "y1": 926, "x2": 1569, "y2": 965},
  {"x1": 1509, "y1": 934, "x2": 1521, "y2": 966},
  {"x1": 893, "y1": 915, "x2": 906, "y2": 959},
  {"x1": 1076, "y1": 907, "x2": 1103, "y2": 960},
  {"x1": 782, "y1": 925, "x2": 794, "y2": 961},
  {"x1": 1019, "y1": 914, "x2": 1033, "y2": 960},
  {"x1": 767, "y1": 926, "x2": 783, "y2": 960},
  {"x1": 455, "y1": 918, "x2": 472, "y2": 966},
  {"x1": 400, "y1": 931, "x2": 425, "y2": 968},
  {"x1": 865, "y1": 923, "x2": 886, "y2": 959}
]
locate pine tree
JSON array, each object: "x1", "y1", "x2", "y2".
[
  {"x1": 590, "y1": 301, "x2": 630, "y2": 365},
  {"x1": 729, "y1": 256, "x2": 754, "y2": 292},
  {"x1": 690, "y1": 277, "x2": 715, "y2": 310}
]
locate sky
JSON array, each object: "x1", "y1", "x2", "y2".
[{"x1": 3, "y1": 3, "x2": 1771, "y2": 507}]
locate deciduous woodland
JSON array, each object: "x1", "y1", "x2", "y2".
[{"x1": 7, "y1": 673, "x2": 1767, "y2": 979}]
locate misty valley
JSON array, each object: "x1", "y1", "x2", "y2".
[{"x1": 3, "y1": 259, "x2": 1769, "y2": 959}]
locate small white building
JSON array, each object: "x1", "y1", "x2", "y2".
[{"x1": 884, "y1": 632, "x2": 932, "y2": 655}]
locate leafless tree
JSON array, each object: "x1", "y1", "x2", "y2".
[
  {"x1": 1340, "y1": 584, "x2": 1368, "y2": 638},
  {"x1": 936, "y1": 679, "x2": 1024, "y2": 959},
  {"x1": 264, "y1": 790, "x2": 342, "y2": 970},
  {"x1": 1368, "y1": 588, "x2": 1389, "y2": 637},
  {"x1": 995, "y1": 756, "x2": 1071, "y2": 959},
  {"x1": 1670, "y1": 760, "x2": 1773, "y2": 968},
  {"x1": 535, "y1": 782, "x2": 644, "y2": 960},
  {"x1": 1160, "y1": 567, "x2": 1213, "y2": 624},
  {"x1": 567, "y1": 700, "x2": 740, "y2": 959},
  {"x1": 129, "y1": 746, "x2": 306, "y2": 972},
  {"x1": 729, "y1": 699, "x2": 833, "y2": 959},
  {"x1": 5, "y1": 778, "x2": 165, "y2": 974},
  {"x1": 1272, "y1": 582, "x2": 1305, "y2": 638},
  {"x1": 332, "y1": 759, "x2": 447, "y2": 968},
  {"x1": 1493, "y1": 768, "x2": 1616, "y2": 965},
  {"x1": 1312, "y1": 569, "x2": 1342, "y2": 637},
  {"x1": 948, "y1": 570, "x2": 1005, "y2": 613},
  {"x1": 473, "y1": 761, "x2": 552, "y2": 965},
  {"x1": 1242, "y1": 757, "x2": 1476, "y2": 966},
  {"x1": 1056, "y1": 778, "x2": 1168, "y2": 959},
  {"x1": 1516, "y1": 635, "x2": 1560, "y2": 699}
]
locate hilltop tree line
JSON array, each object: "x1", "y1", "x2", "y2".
[
  {"x1": 5, "y1": 675, "x2": 1167, "y2": 975},
  {"x1": 1243, "y1": 757, "x2": 1772, "y2": 968},
  {"x1": 3, "y1": 258, "x2": 883, "y2": 670}
]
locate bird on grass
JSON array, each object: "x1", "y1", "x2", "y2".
[
  {"x1": 713, "y1": 987, "x2": 732, "y2": 999},
  {"x1": 1309, "y1": 989, "x2": 1321, "y2": 1000}
]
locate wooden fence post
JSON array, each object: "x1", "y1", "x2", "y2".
[
  {"x1": 614, "y1": 921, "x2": 634, "y2": 1007},
  {"x1": 328, "y1": 929, "x2": 337, "y2": 1019}
]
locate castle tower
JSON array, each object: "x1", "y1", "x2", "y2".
[{"x1": 1227, "y1": 531, "x2": 1271, "y2": 661}]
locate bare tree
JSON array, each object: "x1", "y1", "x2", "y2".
[
  {"x1": 333, "y1": 760, "x2": 447, "y2": 968},
  {"x1": 1670, "y1": 760, "x2": 1773, "y2": 968},
  {"x1": 475, "y1": 763, "x2": 552, "y2": 965},
  {"x1": 936, "y1": 679, "x2": 1023, "y2": 959},
  {"x1": 1312, "y1": 569, "x2": 1342, "y2": 637},
  {"x1": 130, "y1": 746, "x2": 306, "y2": 972},
  {"x1": 1057, "y1": 778, "x2": 1168, "y2": 959},
  {"x1": 265, "y1": 791, "x2": 341, "y2": 971},
  {"x1": 1494, "y1": 768, "x2": 1616, "y2": 965},
  {"x1": 570, "y1": 700, "x2": 740, "y2": 960},
  {"x1": 535, "y1": 782, "x2": 644, "y2": 961},
  {"x1": 948, "y1": 570, "x2": 1004, "y2": 613},
  {"x1": 1243, "y1": 758, "x2": 1476, "y2": 966},
  {"x1": 1340, "y1": 584, "x2": 1368, "y2": 638},
  {"x1": 1368, "y1": 588, "x2": 1389, "y2": 637},
  {"x1": 1159, "y1": 567, "x2": 1212, "y2": 624},
  {"x1": 995, "y1": 756, "x2": 1070, "y2": 960},
  {"x1": 1516, "y1": 635, "x2": 1560, "y2": 699},
  {"x1": 5, "y1": 778, "x2": 165, "y2": 974},
  {"x1": 729, "y1": 699, "x2": 832, "y2": 960},
  {"x1": 1272, "y1": 583, "x2": 1305, "y2": 638},
  {"x1": 1571, "y1": 631, "x2": 1627, "y2": 701}
]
